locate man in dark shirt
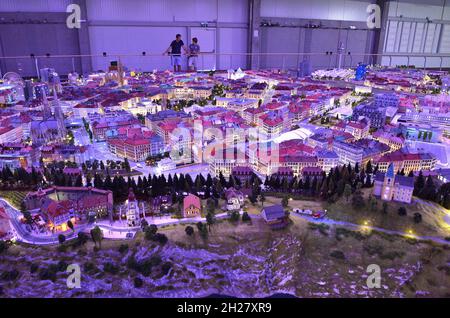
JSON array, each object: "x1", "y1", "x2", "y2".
[{"x1": 163, "y1": 34, "x2": 188, "y2": 72}]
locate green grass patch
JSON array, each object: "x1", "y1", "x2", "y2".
[
  {"x1": 0, "y1": 190, "x2": 28, "y2": 209},
  {"x1": 308, "y1": 222, "x2": 330, "y2": 236},
  {"x1": 363, "y1": 242, "x2": 404, "y2": 260},
  {"x1": 335, "y1": 227, "x2": 368, "y2": 241}
]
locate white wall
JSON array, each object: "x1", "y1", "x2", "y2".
[
  {"x1": 0, "y1": 0, "x2": 249, "y2": 73},
  {"x1": 218, "y1": 28, "x2": 248, "y2": 69},
  {"x1": 89, "y1": 26, "x2": 187, "y2": 72},
  {"x1": 86, "y1": 0, "x2": 249, "y2": 71},
  {"x1": 260, "y1": 0, "x2": 373, "y2": 22},
  {"x1": 382, "y1": 0, "x2": 450, "y2": 68},
  {"x1": 388, "y1": 0, "x2": 449, "y2": 19},
  {"x1": 86, "y1": 0, "x2": 248, "y2": 23},
  {"x1": 258, "y1": 0, "x2": 376, "y2": 70},
  {"x1": 0, "y1": 0, "x2": 72, "y2": 12},
  {"x1": 86, "y1": 0, "x2": 218, "y2": 22}
]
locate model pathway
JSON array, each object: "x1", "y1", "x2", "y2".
[{"x1": 2, "y1": 197, "x2": 449, "y2": 246}]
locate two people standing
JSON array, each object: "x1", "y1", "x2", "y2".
[{"x1": 163, "y1": 34, "x2": 200, "y2": 72}]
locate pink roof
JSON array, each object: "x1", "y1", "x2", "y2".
[
  {"x1": 126, "y1": 137, "x2": 150, "y2": 146},
  {"x1": 279, "y1": 155, "x2": 318, "y2": 163},
  {"x1": 265, "y1": 102, "x2": 285, "y2": 110},
  {"x1": 244, "y1": 107, "x2": 264, "y2": 115},
  {"x1": 275, "y1": 167, "x2": 294, "y2": 174},
  {"x1": 347, "y1": 121, "x2": 367, "y2": 130},
  {"x1": 0, "y1": 126, "x2": 15, "y2": 135},
  {"x1": 0, "y1": 207, "x2": 9, "y2": 220},
  {"x1": 302, "y1": 166, "x2": 323, "y2": 173},
  {"x1": 260, "y1": 113, "x2": 283, "y2": 126},
  {"x1": 128, "y1": 188, "x2": 136, "y2": 201},
  {"x1": 158, "y1": 121, "x2": 179, "y2": 132},
  {"x1": 47, "y1": 200, "x2": 71, "y2": 218},
  {"x1": 183, "y1": 194, "x2": 201, "y2": 209},
  {"x1": 63, "y1": 167, "x2": 81, "y2": 174},
  {"x1": 377, "y1": 151, "x2": 422, "y2": 162}
]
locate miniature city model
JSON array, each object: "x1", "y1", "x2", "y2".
[{"x1": 0, "y1": 62, "x2": 450, "y2": 298}]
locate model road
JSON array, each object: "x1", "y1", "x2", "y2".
[
  {"x1": 0, "y1": 196, "x2": 231, "y2": 245},
  {"x1": 3, "y1": 195, "x2": 449, "y2": 246},
  {"x1": 290, "y1": 212, "x2": 450, "y2": 246},
  {"x1": 0, "y1": 198, "x2": 85, "y2": 245}
]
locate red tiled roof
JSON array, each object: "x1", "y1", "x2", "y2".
[
  {"x1": 302, "y1": 166, "x2": 323, "y2": 173},
  {"x1": 377, "y1": 151, "x2": 422, "y2": 162},
  {"x1": 47, "y1": 200, "x2": 71, "y2": 218},
  {"x1": 183, "y1": 194, "x2": 201, "y2": 209},
  {"x1": 0, "y1": 207, "x2": 9, "y2": 219},
  {"x1": 279, "y1": 155, "x2": 318, "y2": 163}
]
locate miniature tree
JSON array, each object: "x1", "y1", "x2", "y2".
[
  {"x1": 230, "y1": 211, "x2": 240, "y2": 223},
  {"x1": 185, "y1": 226, "x2": 194, "y2": 236},
  {"x1": 21, "y1": 201, "x2": 33, "y2": 225},
  {"x1": 58, "y1": 234, "x2": 66, "y2": 245},
  {"x1": 140, "y1": 218, "x2": 149, "y2": 231},
  {"x1": 196, "y1": 222, "x2": 208, "y2": 239},
  {"x1": 77, "y1": 232, "x2": 88, "y2": 246},
  {"x1": 123, "y1": 158, "x2": 131, "y2": 173},
  {"x1": 144, "y1": 224, "x2": 158, "y2": 240},
  {"x1": 259, "y1": 193, "x2": 266, "y2": 207},
  {"x1": 398, "y1": 207, "x2": 407, "y2": 216},
  {"x1": 90, "y1": 226, "x2": 103, "y2": 249},
  {"x1": 242, "y1": 212, "x2": 251, "y2": 222},
  {"x1": 67, "y1": 220, "x2": 74, "y2": 232},
  {"x1": 413, "y1": 213, "x2": 422, "y2": 223},
  {"x1": 206, "y1": 198, "x2": 216, "y2": 215},
  {"x1": 281, "y1": 195, "x2": 289, "y2": 208},
  {"x1": 206, "y1": 212, "x2": 215, "y2": 232},
  {"x1": 343, "y1": 184, "x2": 352, "y2": 202},
  {"x1": 351, "y1": 191, "x2": 365, "y2": 210},
  {"x1": 366, "y1": 161, "x2": 373, "y2": 174},
  {"x1": 0, "y1": 240, "x2": 9, "y2": 254},
  {"x1": 382, "y1": 201, "x2": 388, "y2": 214}
]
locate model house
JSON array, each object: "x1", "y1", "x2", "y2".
[
  {"x1": 183, "y1": 194, "x2": 201, "y2": 218},
  {"x1": 24, "y1": 186, "x2": 114, "y2": 231},
  {"x1": 261, "y1": 204, "x2": 288, "y2": 229},
  {"x1": 225, "y1": 188, "x2": 244, "y2": 211},
  {"x1": 373, "y1": 163, "x2": 414, "y2": 203}
]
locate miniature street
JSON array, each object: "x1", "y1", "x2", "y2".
[
  {"x1": 3, "y1": 195, "x2": 450, "y2": 246},
  {"x1": 1, "y1": 0, "x2": 450, "y2": 299}
]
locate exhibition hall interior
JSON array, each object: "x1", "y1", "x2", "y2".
[{"x1": 0, "y1": 0, "x2": 450, "y2": 301}]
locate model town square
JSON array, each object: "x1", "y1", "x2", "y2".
[{"x1": 0, "y1": 0, "x2": 450, "y2": 301}]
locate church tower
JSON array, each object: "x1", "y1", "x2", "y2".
[
  {"x1": 381, "y1": 163, "x2": 396, "y2": 201},
  {"x1": 41, "y1": 90, "x2": 52, "y2": 120},
  {"x1": 161, "y1": 92, "x2": 168, "y2": 110},
  {"x1": 126, "y1": 188, "x2": 140, "y2": 227},
  {"x1": 52, "y1": 89, "x2": 66, "y2": 140}
]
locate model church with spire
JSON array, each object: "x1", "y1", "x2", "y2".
[
  {"x1": 125, "y1": 188, "x2": 141, "y2": 227},
  {"x1": 373, "y1": 163, "x2": 414, "y2": 203},
  {"x1": 30, "y1": 89, "x2": 66, "y2": 146}
]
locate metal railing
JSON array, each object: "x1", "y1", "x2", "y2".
[{"x1": 0, "y1": 52, "x2": 449, "y2": 78}]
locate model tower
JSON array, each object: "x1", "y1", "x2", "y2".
[
  {"x1": 381, "y1": 163, "x2": 395, "y2": 201},
  {"x1": 52, "y1": 89, "x2": 66, "y2": 139},
  {"x1": 126, "y1": 188, "x2": 140, "y2": 227}
]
